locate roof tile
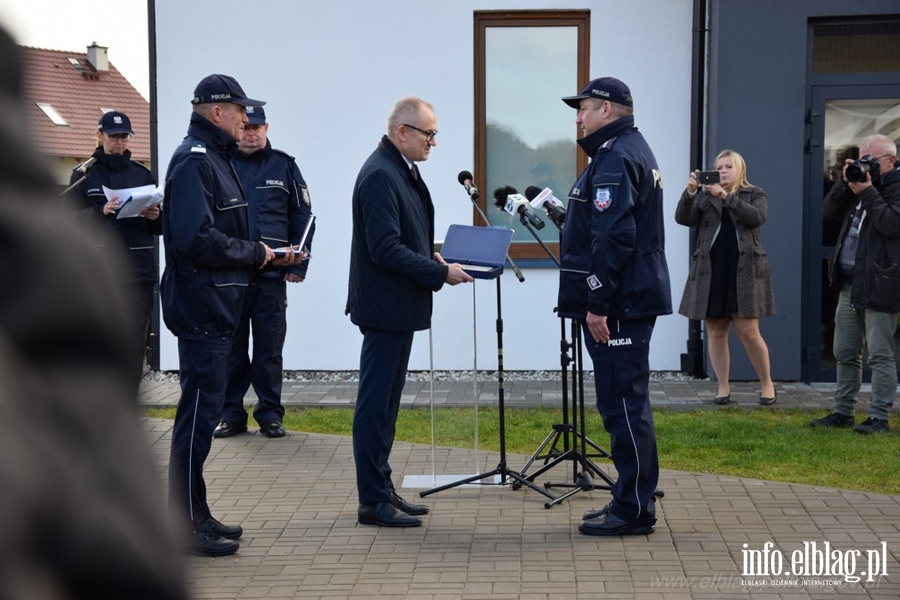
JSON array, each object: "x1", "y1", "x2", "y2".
[{"x1": 20, "y1": 45, "x2": 150, "y2": 162}]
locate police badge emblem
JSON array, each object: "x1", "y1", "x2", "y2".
[
  {"x1": 587, "y1": 274, "x2": 602, "y2": 290},
  {"x1": 295, "y1": 182, "x2": 311, "y2": 207},
  {"x1": 593, "y1": 187, "x2": 612, "y2": 212}
]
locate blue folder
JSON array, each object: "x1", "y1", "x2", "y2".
[{"x1": 440, "y1": 224, "x2": 513, "y2": 280}]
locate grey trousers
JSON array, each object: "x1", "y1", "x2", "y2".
[{"x1": 833, "y1": 284, "x2": 898, "y2": 420}]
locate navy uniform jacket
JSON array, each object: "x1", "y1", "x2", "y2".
[
  {"x1": 345, "y1": 136, "x2": 447, "y2": 332},
  {"x1": 558, "y1": 115, "x2": 672, "y2": 320},
  {"x1": 160, "y1": 113, "x2": 265, "y2": 338},
  {"x1": 67, "y1": 147, "x2": 159, "y2": 283},
  {"x1": 232, "y1": 140, "x2": 314, "y2": 280}
]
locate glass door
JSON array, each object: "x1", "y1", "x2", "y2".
[{"x1": 804, "y1": 85, "x2": 900, "y2": 381}]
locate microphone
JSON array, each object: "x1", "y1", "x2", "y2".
[
  {"x1": 493, "y1": 186, "x2": 545, "y2": 230},
  {"x1": 525, "y1": 186, "x2": 566, "y2": 229},
  {"x1": 457, "y1": 170, "x2": 479, "y2": 200},
  {"x1": 455, "y1": 180, "x2": 525, "y2": 282},
  {"x1": 72, "y1": 156, "x2": 97, "y2": 175}
]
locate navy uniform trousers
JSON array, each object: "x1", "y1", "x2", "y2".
[
  {"x1": 128, "y1": 279, "x2": 156, "y2": 396},
  {"x1": 168, "y1": 332, "x2": 233, "y2": 530},
  {"x1": 221, "y1": 277, "x2": 288, "y2": 426},
  {"x1": 352, "y1": 328, "x2": 414, "y2": 505},
  {"x1": 582, "y1": 316, "x2": 659, "y2": 524}
]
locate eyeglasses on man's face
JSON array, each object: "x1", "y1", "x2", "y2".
[
  {"x1": 106, "y1": 133, "x2": 132, "y2": 141},
  {"x1": 403, "y1": 123, "x2": 437, "y2": 142}
]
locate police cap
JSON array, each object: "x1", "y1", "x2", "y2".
[
  {"x1": 562, "y1": 77, "x2": 633, "y2": 109},
  {"x1": 191, "y1": 74, "x2": 265, "y2": 107}
]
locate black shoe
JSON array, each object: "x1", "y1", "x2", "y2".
[
  {"x1": 190, "y1": 531, "x2": 239, "y2": 557},
  {"x1": 390, "y1": 492, "x2": 429, "y2": 516},
  {"x1": 853, "y1": 417, "x2": 890, "y2": 434},
  {"x1": 809, "y1": 412, "x2": 854, "y2": 428},
  {"x1": 582, "y1": 502, "x2": 611, "y2": 521},
  {"x1": 358, "y1": 502, "x2": 422, "y2": 527},
  {"x1": 579, "y1": 512, "x2": 656, "y2": 537},
  {"x1": 713, "y1": 395, "x2": 731, "y2": 405},
  {"x1": 260, "y1": 420, "x2": 285, "y2": 438},
  {"x1": 759, "y1": 392, "x2": 777, "y2": 406},
  {"x1": 197, "y1": 516, "x2": 242, "y2": 540},
  {"x1": 213, "y1": 422, "x2": 247, "y2": 438}
]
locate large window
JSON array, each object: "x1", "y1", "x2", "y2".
[{"x1": 475, "y1": 10, "x2": 590, "y2": 260}]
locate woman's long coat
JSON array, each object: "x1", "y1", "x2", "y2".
[{"x1": 674, "y1": 185, "x2": 776, "y2": 320}]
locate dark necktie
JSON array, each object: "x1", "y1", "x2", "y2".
[{"x1": 411, "y1": 165, "x2": 418, "y2": 180}]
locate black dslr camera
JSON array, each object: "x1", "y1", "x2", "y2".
[{"x1": 845, "y1": 155, "x2": 881, "y2": 183}]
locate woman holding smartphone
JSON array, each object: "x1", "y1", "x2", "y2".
[{"x1": 675, "y1": 149, "x2": 777, "y2": 405}]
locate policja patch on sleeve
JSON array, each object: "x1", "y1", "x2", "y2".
[
  {"x1": 296, "y1": 182, "x2": 312, "y2": 207},
  {"x1": 593, "y1": 187, "x2": 612, "y2": 212},
  {"x1": 587, "y1": 274, "x2": 602, "y2": 290}
]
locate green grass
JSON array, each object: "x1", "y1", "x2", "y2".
[{"x1": 143, "y1": 406, "x2": 900, "y2": 495}]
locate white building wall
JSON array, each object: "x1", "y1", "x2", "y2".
[{"x1": 154, "y1": 0, "x2": 693, "y2": 372}]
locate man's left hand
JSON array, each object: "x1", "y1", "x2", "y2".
[
  {"x1": 270, "y1": 246, "x2": 306, "y2": 268},
  {"x1": 586, "y1": 311, "x2": 609, "y2": 344},
  {"x1": 848, "y1": 176, "x2": 872, "y2": 195},
  {"x1": 285, "y1": 273, "x2": 305, "y2": 283}
]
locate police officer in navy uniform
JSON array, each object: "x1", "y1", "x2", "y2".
[
  {"x1": 161, "y1": 74, "x2": 302, "y2": 557},
  {"x1": 66, "y1": 111, "x2": 159, "y2": 395},
  {"x1": 558, "y1": 77, "x2": 672, "y2": 536},
  {"x1": 215, "y1": 105, "x2": 314, "y2": 439}
]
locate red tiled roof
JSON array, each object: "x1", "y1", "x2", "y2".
[{"x1": 20, "y1": 45, "x2": 150, "y2": 162}]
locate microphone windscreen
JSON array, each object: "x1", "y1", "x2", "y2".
[
  {"x1": 458, "y1": 170, "x2": 474, "y2": 185},
  {"x1": 524, "y1": 186, "x2": 542, "y2": 201},
  {"x1": 492, "y1": 185, "x2": 517, "y2": 208}
]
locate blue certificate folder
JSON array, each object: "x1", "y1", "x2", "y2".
[{"x1": 440, "y1": 224, "x2": 513, "y2": 280}]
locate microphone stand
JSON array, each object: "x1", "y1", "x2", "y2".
[
  {"x1": 468, "y1": 195, "x2": 525, "y2": 283},
  {"x1": 508, "y1": 210, "x2": 617, "y2": 508},
  {"x1": 61, "y1": 172, "x2": 89, "y2": 197},
  {"x1": 60, "y1": 158, "x2": 96, "y2": 197},
  {"x1": 516, "y1": 215, "x2": 559, "y2": 268}
]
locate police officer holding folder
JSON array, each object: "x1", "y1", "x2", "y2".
[{"x1": 161, "y1": 74, "x2": 301, "y2": 557}]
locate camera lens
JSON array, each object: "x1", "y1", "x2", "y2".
[{"x1": 846, "y1": 162, "x2": 869, "y2": 183}]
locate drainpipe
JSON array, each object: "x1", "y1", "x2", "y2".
[
  {"x1": 147, "y1": 0, "x2": 161, "y2": 371},
  {"x1": 680, "y1": 0, "x2": 708, "y2": 377}
]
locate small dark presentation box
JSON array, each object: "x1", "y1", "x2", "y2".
[{"x1": 439, "y1": 224, "x2": 513, "y2": 280}]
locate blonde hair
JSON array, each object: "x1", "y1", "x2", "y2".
[{"x1": 715, "y1": 149, "x2": 751, "y2": 193}]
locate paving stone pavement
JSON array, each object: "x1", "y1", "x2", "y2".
[{"x1": 139, "y1": 377, "x2": 900, "y2": 599}]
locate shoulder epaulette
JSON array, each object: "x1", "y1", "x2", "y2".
[{"x1": 270, "y1": 147, "x2": 296, "y2": 162}]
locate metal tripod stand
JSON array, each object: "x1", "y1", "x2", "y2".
[{"x1": 515, "y1": 317, "x2": 617, "y2": 508}]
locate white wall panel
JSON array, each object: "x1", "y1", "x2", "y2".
[{"x1": 154, "y1": 0, "x2": 693, "y2": 372}]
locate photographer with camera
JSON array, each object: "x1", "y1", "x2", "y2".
[
  {"x1": 813, "y1": 134, "x2": 900, "y2": 434},
  {"x1": 675, "y1": 149, "x2": 777, "y2": 406}
]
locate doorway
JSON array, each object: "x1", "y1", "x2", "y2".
[{"x1": 804, "y1": 85, "x2": 900, "y2": 381}]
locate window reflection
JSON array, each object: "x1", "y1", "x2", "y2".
[{"x1": 485, "y1": 26, "x2": 577, "y2": 243}]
